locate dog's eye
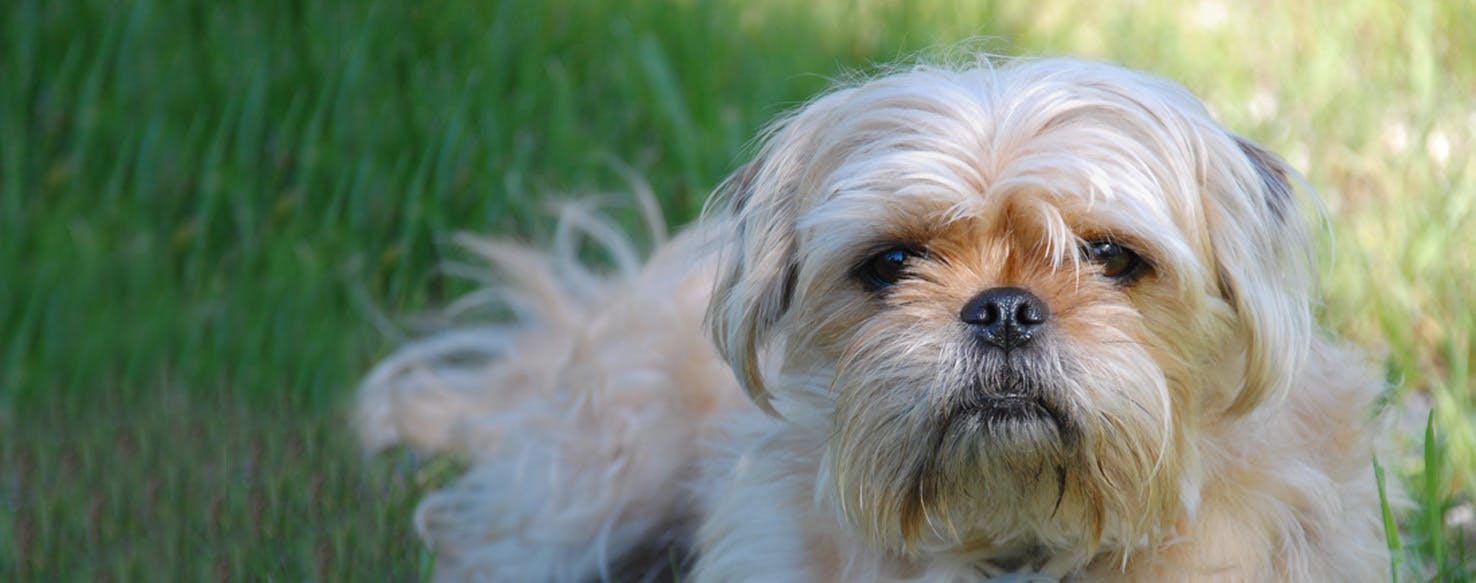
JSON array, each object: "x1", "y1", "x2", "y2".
[
  {"x1": 858, "y1": 247, "x2": 920, "y2": 290},
  {"x1": 1083, "y1": 241, "x2": 1146, "y2": 281}
]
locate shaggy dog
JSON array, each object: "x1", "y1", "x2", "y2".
[{"x1": 356, "y1": 57, "x2": 1390, "y2": 581}]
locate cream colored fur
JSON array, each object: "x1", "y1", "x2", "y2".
[{"x1": 356, "y1": 57, "x2": 1391, "y2": 581}]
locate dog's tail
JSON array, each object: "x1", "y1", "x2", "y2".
[{"x1": 354, "y1": 200, "x2": 743, "y2": 581}]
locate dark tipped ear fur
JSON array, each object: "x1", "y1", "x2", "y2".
[
  {"x1": 724, "y1": 159, "x2": 764, "y2": 213},
  {"x1": 1233, "y1": 136, "x2": 1294, "y2": 222}
]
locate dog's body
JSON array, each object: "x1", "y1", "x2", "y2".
[{"x1": 357, "y1": 58, "x2": 1390, "y2": 581}]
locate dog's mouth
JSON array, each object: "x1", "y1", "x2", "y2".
[
  {"x1": 968, "y1": 393, "x2": 1057, "y2": 424},
  {"x1": 958, "y1": 393, "x2": 1070, "y2": 438},
  {"x1": 939, "y1": 379, "x2": 1073, "y2": 447}
]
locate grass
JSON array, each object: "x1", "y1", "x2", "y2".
[{"x1": 2, "y1": 0, "x2": 1471, "y2": 579}]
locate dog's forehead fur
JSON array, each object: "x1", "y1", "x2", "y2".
[{"x1": 790, "y1": 61, "x2": 1240, "y2": 292}]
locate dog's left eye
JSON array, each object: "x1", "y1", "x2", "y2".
[
  {"x1": 858, "y1": 247, "x2": 920, "y2": 290},
  {"x1": 1083, "y1": 240, "x2": 1146, "y2": 280}
]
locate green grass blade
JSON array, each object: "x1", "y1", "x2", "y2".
[
  {"x1": 1375, "y1": 455, "x2": 1405, "y2": 582},
  {"x1": 1424, "y1": 411, "x2": 1446, "y2": 577}
]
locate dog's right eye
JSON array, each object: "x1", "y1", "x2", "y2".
[{"x1": 858, "y1": 247, "x2": 919, "y2": 290}]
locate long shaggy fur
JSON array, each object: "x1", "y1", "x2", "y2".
[
  {"x1": 356, "y1": 206, "x2": 746, "y2": 580},
  {"x1": 356, "y1": 57, "x2": 1392, "y2": 581}
]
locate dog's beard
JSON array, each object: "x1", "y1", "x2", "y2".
[{"x1": 821, "y1": 318, "x2": 1183, "y2": 557}]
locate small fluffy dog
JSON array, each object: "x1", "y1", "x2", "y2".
[{"x1": 356, "y1": 57, "x2": 1390, "y2": 581}]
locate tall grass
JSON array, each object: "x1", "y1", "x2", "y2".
[{"x1": 2, "y1": 0, "x2": 1470, "y2": 578}]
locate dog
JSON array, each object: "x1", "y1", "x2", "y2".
[{"x1": 355, "y1": 57, "x2": 1391, "y2": 581}]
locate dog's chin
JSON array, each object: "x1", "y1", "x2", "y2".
[{"x1": 827, "y1": 361, "x2": 1087, "y2": 546}]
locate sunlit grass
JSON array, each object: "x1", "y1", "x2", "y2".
[{"x1": 2, "y1": 0, "x2": 1470, "y2": 578}]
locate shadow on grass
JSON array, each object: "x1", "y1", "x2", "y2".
[{"x1": 2, "y1": 388, "x2": 454, "y2": 579}]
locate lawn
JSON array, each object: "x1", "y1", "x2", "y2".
[{"x1": 3, "y1": 0, "x2": 1472, "y2": 579}]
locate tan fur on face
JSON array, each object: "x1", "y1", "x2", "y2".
[
  {"x1": 356, "y1": 56, "x2": 1393, "y2": 582},
  {"x1": 805, "y1": 211, "x2": 1188, "y2": 557}
]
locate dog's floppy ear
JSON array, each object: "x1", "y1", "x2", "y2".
[
  {"x1": 1210, "y1": 135, "x2": 1315, "y2": 416},
  {"x1": 707, "y1": 90, "x2": 854, "y2": 415},
  {"x1": 708, "y1": 156, "x2": 801, "y2": 416}
]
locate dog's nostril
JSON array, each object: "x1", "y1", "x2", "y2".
[
  {"x1": 960, "y1": 287, "x2": 1049, "y2": 349},
  {"x1": 1016, "y1": 302, "x2": 1046, "y2": 326},
  {"x1": 980, "y1": 303, "x2": 1001, "y2": 326}
]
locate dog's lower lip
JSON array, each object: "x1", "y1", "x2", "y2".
[
  {"x1": 962, "y1": 393, "x2": 1067, "y2": 431},
  {"x1": 971, "y1": 394, "x2": 1048, "y2": 417}
]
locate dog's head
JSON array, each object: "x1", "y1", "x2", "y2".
[{"x1": 708, "y1": 58, "x2": 1315, "y2": 559}]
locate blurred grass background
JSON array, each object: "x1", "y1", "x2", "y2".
[{"x1": 2, "y1": 0, "x2": 1472, "y2": 579}]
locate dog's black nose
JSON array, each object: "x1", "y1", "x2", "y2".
[{"x1": 960, "y1": 287, "x2": 1049, "y2": 350}]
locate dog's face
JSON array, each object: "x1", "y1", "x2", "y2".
[{"x1": 710, "y1": 59, "x2": 1316, "y2": 558}]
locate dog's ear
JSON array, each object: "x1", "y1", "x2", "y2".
[
  {"x1": 707, "y1": 90, "x2": 854, "y2": 415},
  {"x1": 1210, "y1": 135, "x2": 1314, "y2": 416},
  {"x1": 708, "y1": 156, "x2": 801, "y2": 416}
]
